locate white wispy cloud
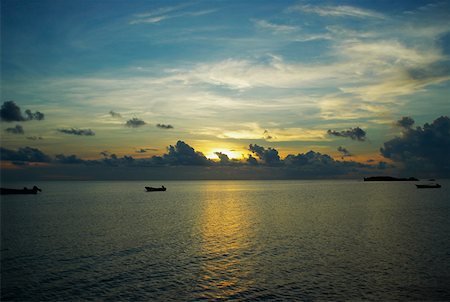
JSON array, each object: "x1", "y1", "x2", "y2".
[
  {"x1": 130, "y1": 4, "x2": 217, "y2": 25},
  {"x1": 253, "y1": 19, "x2": 298, "y2": 33},
  {"x1": 288, "y1": 4, "x2": 385, "y2": 19}
]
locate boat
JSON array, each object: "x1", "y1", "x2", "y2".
[
  {"x1": 416, "y1": 184, "x2": 441, "y2": 189},
  {"x1": 0, "y1": 186, "x2": 42, "y2": 195},
  {"x1": 145, "y1": 186, "x2": 166, "y2": 192}
]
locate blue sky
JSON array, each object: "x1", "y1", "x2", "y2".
[{"x1": 1, "y1": 0, "x2": 449, "y2": 179}]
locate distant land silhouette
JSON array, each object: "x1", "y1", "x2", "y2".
[{"x1": 363, "y1": 176, "x2": 419, "y2": 181}]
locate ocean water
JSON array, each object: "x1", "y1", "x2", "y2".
[{"x1": 1, "y1": 180, "x2": 450, "y2": 301}]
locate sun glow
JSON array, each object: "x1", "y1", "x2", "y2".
[{"x1": 205, "y1": 148, "x2": 246, "y2": 160}]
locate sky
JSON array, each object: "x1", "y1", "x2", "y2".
[{"x1": 1, "y1": 0, "x2": 449, "y2": 180}]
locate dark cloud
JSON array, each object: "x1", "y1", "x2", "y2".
[
  {"x1": 380, "y1": 116, "x2": 450, "y2": 177},
  {"x1": 263, "y1": 129, "x2": 273, "y2": 140},
  {"x1": 249, "y1": 144, "x2": 281, "y2": 165},
  {"x1": 163, "y1": 140, "x2": 211, "y2": 166},
  {"x1": 109, "y1": 110, "x2": 122, "y2": 118},
  {"x1": 25, "y1": 109, "x2": 44, "y2": 121},
  {"x1": 57, "y1": 128, "x2": 95, "y2": 136},
  {"x1": 0, "y1": 146, "x2": 51, "y2": 162},
  {"x1": 26, "y1": 136, "x2": 43, "y2": 140},
  {"x1": 55, "y1": 154, "x2": 85, "y2": 164},
  {"x1": 247, "y1": 154, "x2": 258, "y2": 165},
  {"x1": 126, "y1": 118, "x2": 146, "y2": 128},
  {"x1": 215, "y1": 152, "x2": 230, "y2": 165},
  {"x1": 156, "y1": 123, "x2": 174, "y2": 129},
  {"x1": 1, "y1": 101, "x2": 25, "y2": 122},
  {"x1": 135, "y1": 148, "x2": 158, "y2": 153},
  {"x1": 396, "y1": 116, "x2": 415, "y2": 128},
  {"x1": 337, "y1": 146, "x2": 352, "y2": 158},
  {"x1": 284, "y1": 150, "x2": 368, "y2": 177},
  {"x1": 0, "y1": 101, "x2": 45, "y2": 122},
  {"x1": 327, "y1": 127, "x2": 366, "y2": 141},
  {"x1": 100, "y1": 151, "x2": 110, "y2": 157},
  {"x1": 5, "y1": 125, "x2": 24, "y2": 134}
]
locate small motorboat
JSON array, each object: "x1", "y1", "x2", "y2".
[
  {"x1": 145, "y1": 186, "x2": 166, "y2": 192},
  {"x1": 0, "y1": 186, "x2": 42, "y2": 195},
  {"x1": 416, "y1": 183, "x2": 441, "y2": 189}
]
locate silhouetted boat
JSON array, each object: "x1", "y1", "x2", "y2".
[
  {"x1": 416, "y1": 184, "x2": 441, "y2": 189},
  {"x1": 145, "y1": 186, "x2": 166, "y2": 192},
  {"x1": 1, "y1": 186, "x2": 42, "y2": 195}
]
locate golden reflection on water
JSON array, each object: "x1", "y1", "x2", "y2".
[{"x1": 196, "y1": 182, "x2": 256, "y2": 299}]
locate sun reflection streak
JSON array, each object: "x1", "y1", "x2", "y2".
[{"x1": 195, "y1": 182, "x2": 256, "y2": 299}]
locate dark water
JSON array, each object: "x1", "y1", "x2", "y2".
[{"x1": 1, "y1": 180, "x2": 450, "y2": 301}]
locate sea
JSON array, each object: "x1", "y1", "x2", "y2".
[{"x1": 1, "y1": 180, "x2": 450, "y2": 301}]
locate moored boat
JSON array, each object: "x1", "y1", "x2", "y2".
[
  {"x1": 0, "y1": 186, "x2": 42, "y2": 195},
  {"x1": 416, "y1": 184, "x2": 441, "y2": 189},
  {"x1": 145, "y1": 186, "x2": 166, "y2": 192}
]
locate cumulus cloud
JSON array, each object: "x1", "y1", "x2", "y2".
[
  {"x1": 380, "y1": 116, "x2": 450, "y2": 176},
  {"x1": 247, "y1": 154, "x2": 258, "y2": 165},
  {"x1": 109, "y1": 110, "x2": 122, "y2": 118},
  {"x1": 156, "y1": 123, "x2": 174, "y2": 129},
  {"x1": 214, "y1": 152, "x2": 230, "y2": 165},
  {"x1": 0, "y1": 101, "x2": 45, "y2": 122},
  {"x1": 0, "y1": 146, "x2": 51, "y2": 162},
  {"x1": 283, "y1": 150, "x2": 368, "y2": 177},
  {"x1": 327, "y1": 127, "x2": 366, "y2": 141},
  {"x1": 126, "y1": 118, "x2": 146, "y2": 128},
  {"x1": 163, "y1": 140, "x2": 210, "y2": 166},
  {"x1": 57, "y1": 128, "x2": 95, "y2": 136},
  {"x1": 5, "y1": 125, "x2": 24, "y2": 134},
  {"x1": 25, "y1": 109, "x2": 44, "y2": 121},
  {"x1": 396, "y1": 116, "x2": 415, "y2": 128},
  {"x1": 249, "y1": 144, "x2": 281, "y2": 165},
  {"x1": 1, "y1": 101, "x2": 25, "y2": 122},
  {"x1": 337, "y1": 146, "x2": 352, "y2": 158}
]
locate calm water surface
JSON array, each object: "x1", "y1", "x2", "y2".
[{"x1": 1, "y1": 180, "x2": 450, "y2": 301}]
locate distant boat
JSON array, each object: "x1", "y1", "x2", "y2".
[
  {"x1": 416, "y1": 184, "x2": 441, "y2": 189},
  {"x1": 0, "y1": 186, "x2": 42, "y2": 195},
  {"x1": 364, "y1": 176, "x2": 418, "y2": 181},
  {"x1": 145, "y1": 186, "x2": 166, "y2": 192}
]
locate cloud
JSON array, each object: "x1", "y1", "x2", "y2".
[
  {"x1": 380, "y1": 116, "x2": 450, "y2": 177},
  {"x1": 337, "y1": 146, "x2": 352, "y2": 158},
  {"x1": 396, "y1": 116, "x2": 415, "y2": 128},
  {"x1": 253, "y1": 19, "x2": 297, "y2": 33},
  {"x1": 55, "y1": 154, "x2": 85, "y2": 164},
  {"x1": 283, "y1": 150, "x2": 369, "y2": 177},
  {"x1": 156, "y1": 123, "x2": 174, "y2": 129},
  {"x1": 130, "y1": 3, "x2": 216, "y2": 25},
  {"x1": 135, "y1": 148, "x2": 157, "y2": 153},
  {"x1": 0, "y1": 146, "x2": 51, "y2": 162},
  {"x1": 288, "y1": 4, "x2": 385, "y2": 19},
  {"x1": 126, "y1": 118, "x2": 146, "y2": 128},
  {"x1": 0, "y1": 101, "x2": 45, "y2": 122},
  {"x1": 24, "y1": 109, "x2": 44, "y2": 121},
  {"x1": 327, "y1": 127, "x2": 366, "y2": 141},
  {"x1": 163, "y1": 140, "x2": 211, "y2": 166},
  {"x1": 1, "y1": 101, "x2": 26, "y2": 122},
  {"x1": 109, "y1": 110, "x2": 122, "y2": 118},
  {"x1": 247, "y1": 154, "x2": 258, "y2": 166},
  {"x1": 214, "y1": 152, "x2": 230, "y2": 165},
  {"x1": 249, "y1": 144, "x2": 281, "y2": 165},
  {"x1": 57, "y1": 128, "x2": 95, "y2": 136},
  {"x1": 5, "y1": 125, "x2": 24, "y2": 134}
]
